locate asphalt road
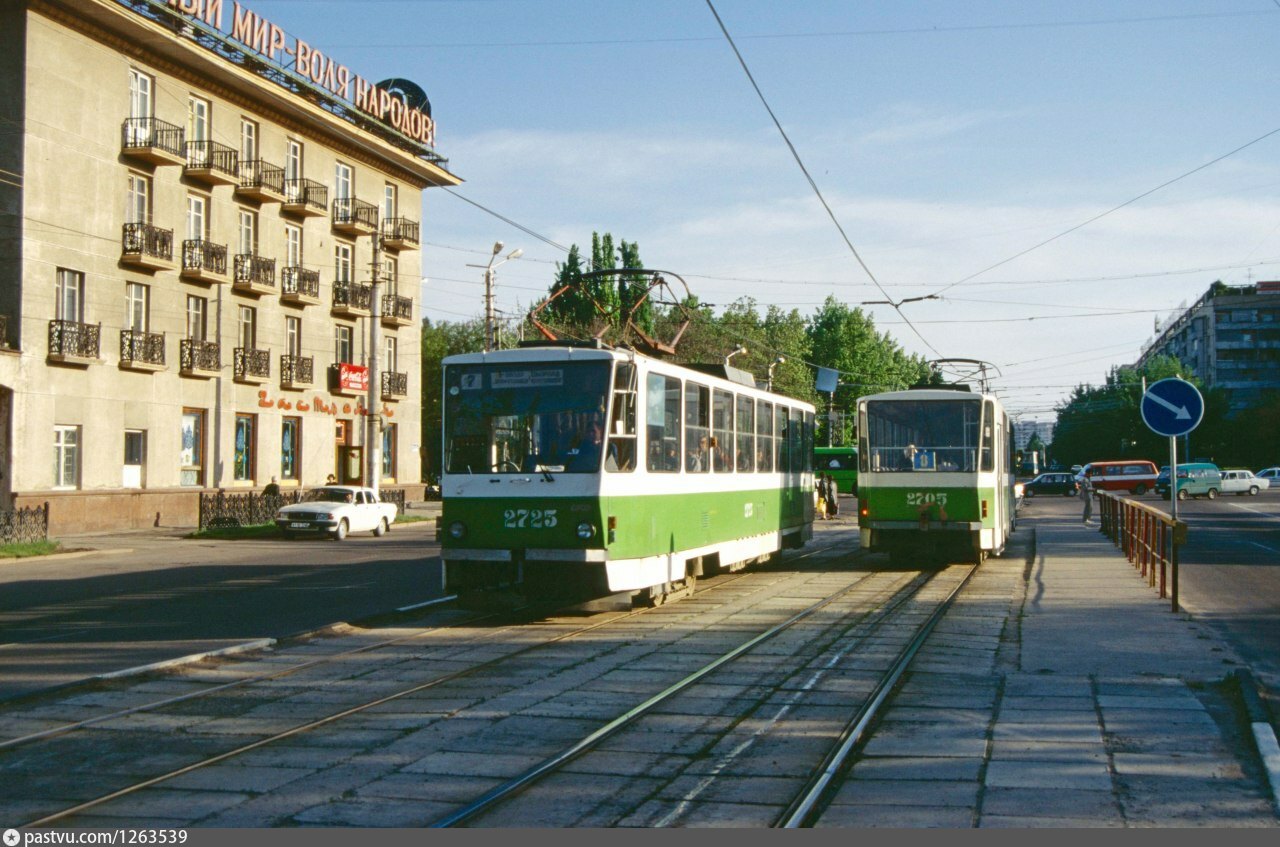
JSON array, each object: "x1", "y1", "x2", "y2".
[{"x1": 0, "y1": 521, "x2": 445, "y2": 701}]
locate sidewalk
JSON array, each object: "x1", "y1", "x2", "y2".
[{"x1": 822, "y1": 498, "x2": 1279, "y2": 827}]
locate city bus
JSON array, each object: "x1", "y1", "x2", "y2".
[{"x1": 813, "y1": 445, "x2": 858, "y2": 496}]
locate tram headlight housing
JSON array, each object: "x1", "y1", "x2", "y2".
[
  {"x1": 448, "y1": 521, "x2": 467, "y2": 540},
  {"x1": 576, "y1": 521, "x2": 597, "y2": 540}
]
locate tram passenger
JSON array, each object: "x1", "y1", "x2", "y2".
[{"x1": 569, "y1": 422, "x2": 605, "y2": 472}]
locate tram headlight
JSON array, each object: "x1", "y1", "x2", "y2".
[
  {"x1": 448, "y1": 521, "x2": 467, "y2": 540},
  {"x1": 576, "y1": 521, "x2": 597, "y2": 540}
]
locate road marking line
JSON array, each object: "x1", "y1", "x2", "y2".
[
  {"x1": 396, "y1": 594, "x2": 458, "y2": 613},
  {"x1": 1243, "y1": 540, "x2": 1279, "y2": 554}
]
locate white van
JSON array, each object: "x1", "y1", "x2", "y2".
[{"x1": 1221, "y1": 469, "x2": 1267, "y2": 496}]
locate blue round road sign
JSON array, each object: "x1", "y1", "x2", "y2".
[{"x1": 1141, "y1": 378, "x2": 1204, "y2": 437}]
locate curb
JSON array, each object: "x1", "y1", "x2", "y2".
[
  {"x1": 93, "y1": 639, "x2": 277, "y2": 681},
  {"x1": 1236, "y1": 669, "x2": 1280, "y2": 815}
]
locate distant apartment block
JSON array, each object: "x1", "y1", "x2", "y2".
[{"x1": 1014, "y1": 420, "x2": 1055, "y2": 451}]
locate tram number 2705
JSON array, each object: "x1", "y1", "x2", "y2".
[
  {"x1": 905, "y1": 492, "x2": 948, "y2": 507},
  {"x1": 503, "y1": 509, "x2": 558, "y2": 528}
]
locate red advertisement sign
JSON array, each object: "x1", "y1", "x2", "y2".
[{"x1": 338, "y1": 363, "x2": 368, "y2": 391}]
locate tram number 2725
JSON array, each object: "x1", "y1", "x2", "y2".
[
  {"x1": 503, "y1": 508, "x2": 558, "y2": 529},
  {"x1": 905, "y1": 492, "x2": 948, "y2": 507}
]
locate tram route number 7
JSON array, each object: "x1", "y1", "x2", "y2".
[
  {"x1": 906, "y1": 492, "x2": 948, "y2": 507},
  {"x1": 503, "y1": 508, "x2": 559, "y2": 528}
]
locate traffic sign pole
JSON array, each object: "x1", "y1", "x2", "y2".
[{"x1": 1170, "y1": 435, "x2": 1178, "y2": 524}]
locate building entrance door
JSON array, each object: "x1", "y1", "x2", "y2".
[{"x1": 335, "y1": 420, "x2": 362, "y2": 484}]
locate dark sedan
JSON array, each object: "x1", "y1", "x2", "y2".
[{"x1": 1023, "y1": 472, "x2": 1079, "y2": 497}]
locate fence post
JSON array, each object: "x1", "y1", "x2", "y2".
[{"x1": 43, "y1": 501, "x2": 49, "y2": 538}]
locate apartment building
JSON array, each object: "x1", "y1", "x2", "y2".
[{"x1": 0, "y1": 0, "x2": 460, "y2": 532}]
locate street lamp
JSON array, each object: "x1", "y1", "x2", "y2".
[
  {"x1": 724, "y1": 344, "x2": 747, "y2": 367},
  {"x1": 767, "y1": 355, "x2": 786, "y2": 391},
  {"x1": 468, "y1": 242, "x2": 523, "y2": 352}
]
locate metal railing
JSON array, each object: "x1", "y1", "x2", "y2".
[
  {"x1": 180, "y1": 338, "x2": 220, "y2": 373},
  {"x1": 381, "y1": 216, "x2": 419, "y2": 246},
  {"x1": 280, "y1": 354, "x2": 313, "y2": 387},
  {"x1": 238, "y1": 159, "x2": 285, "y2": 195},
  {"x1": 332, "y1": 197, "x2": 378, "y2": 230},
  {"x1": 199, "y1": 488, "x2": 406, "y2": 529},
  {"x1": 283, "y1": 177, "x2": 328, "y2": 212},
  {"x1": 121, "y1": 117, "x2": 184, "y2": 157},
  {"x1": 0, "y1": 502, "x2": 49, "y2": 544},
  {"x1": 182, "y1": 239, "x2": 227, "y2": 275},
  {"x1": 382, "y1": 294, "x2": 412, "y2": 321},
  {"x1": 185, "y1": 140, "x2": 239, "y2": 178},
  {"x1": 381, "y1": 370, "x2": 408, "y2": 398},
  {"x1": 1098, "y1": 491, "x2": 1187, "y2": 612},
  {"x1": 333, "y1": 280, "x2": 373, "y2": 311},
  {"x1": 281, "y1": 266, "x2": 320, "y2": 299},
  {"x1": 48, "y1": 320, "x2": 101, "y2": 359},
  {"x1": 120, "y1": 329, "x2": 165, "y2": 366},
  {"x1": 234, "y1": 254, "x2": 276, "y2": 288},
  {"x1": 122, "y1": 223, "x2": 174, "y2": 262},
  {"x1": 234, "y1": 347, "x2": 271, "y2": 380}
]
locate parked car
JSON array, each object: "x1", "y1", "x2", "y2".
[
  {"x1": 1023, "y1": 472, "x2": 1079, "y2": 497},
  {"x1": 1076, "y1": 460, "x2": 1159, "y2": 495},
  {"x1": 1221, "y1": 469, "x2": 1267, "y2": 495},
  {"x1": 1155, "y1": 462, "x2": 1222, "y2": 501},
  {"x1": 275, "y1": 485, "x2": 398, "y2": 540},
  {"x1": 1257, "y1": 467, "x2": 1280, "y2": 484}
]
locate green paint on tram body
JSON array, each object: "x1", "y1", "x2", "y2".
[{"x1": 857, "y1": 486, "x2": 999, "y2": 527}]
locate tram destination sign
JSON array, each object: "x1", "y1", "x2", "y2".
[{"x1": 1140, "y1": 377, "x2": 1204, "y2": 438}]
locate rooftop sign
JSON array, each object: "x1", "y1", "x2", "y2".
[{"x1": 149, "y1": 1, "x2": 435, "y2": 147}]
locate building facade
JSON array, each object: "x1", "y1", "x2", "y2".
[{"x1": 0, "y1": 0, "x2": 460, "y2": 532}]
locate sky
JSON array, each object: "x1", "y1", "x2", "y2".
[{"x1": 248, "y1": 0, "x2": 1280, "y2": 423}]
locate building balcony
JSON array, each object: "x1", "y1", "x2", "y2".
[
  {"x1": 121, "y1": 117, "x2": 185, "y2": 166},
  {"x1": 180, "y1": 239, "x2": 228, "y2": 283},
  {"x1": 332, "y1": 281, "x2": 372, "y2": 317},
  {"x1": 184, "y1": 140, "x2": 239, "y2": 186},
  {"x1": 381, "y1": 294, "x2": 412, "y2": 327},
  {"x1": 280, "y1": 354, "x2": 314, "y2": 390},
  {"x1": 381, "y1": 370, "x2": 409, "y2": 400},
  {"x1": 332, "y1": 197, "x2": 378, "y2": 236},
  {"x1": 280, "y1": 266, "x2": 321, "y2": 306},
  {"x1": 380, "y1": 217, "x2": 419, "y2": 250},
  {"x1": 233, "y1": 347, "x2": 271, "y2": 384},
  {"x1": 233, "y1": 254, "x2": 276, "y2": 296},
  {"x1": 121, "y1": 223, "x2": 175, "y2": 271},
  {"x1": 329, "y1": 362, "x2": 369, "y2": 396},
  {"x1": 282, "y1": 178, "x2": 328, "y2": 217},
  {"x1": 179, "y1": 338, "x2": 220, "y2": 378},
  {"x1": 48, "y1": 319, "x2": 102, "y2": 366},
  {"x1": 119, "y1": 329, "x2": 165, "y2": 372},
  {"x1": 235, "y1": 159, "x2": 286, "y2": 203}
]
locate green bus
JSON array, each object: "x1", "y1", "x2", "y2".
[{"x1": 814, "y1": 446, "x2": 858, "y2": 496}]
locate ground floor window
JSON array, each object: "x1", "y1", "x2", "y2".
[
  {"x1": 282, "y1": 417, "x2": 300, "y2": 481},
  {"x1": 53, "y1": 425, "x2": 79, "y2": 489},
  {"x1": 234, "y1": 414, "x2": 256, "y2": 482},
  {"x1": 123, "y1": 429, "x2": 145, "y2": 488},
  {"x1": 382, "y1": 423, "x2": 396, "y2": 478},
  {"x1": 181, "y1": 409, "x2": 205, "y2": 487}
]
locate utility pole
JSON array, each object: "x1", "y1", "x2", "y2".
[
  {"x1": 468, "y1": 242, "x2": 523, "y2": 353},
  {"x1": 367, "y1": 237, "x2": 382, "y2": 495}
]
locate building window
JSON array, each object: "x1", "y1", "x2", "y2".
[
  {"x1": 53, "y1": 425, "x2": 80, "y2": 489},
  {"x1": 126, "y1": 173, "x2": 150, "y2": 224},
  {"x1": 123, "y1": 429, "x2": 145, "y2": 489},
  {"x1": 187, "y1": 194, "x2": 208, "y2": 241},
  {"x1": 128, "y1": 69, "x2": 153, "y2": 119},
  {"x1": 383, "y1": 255, "x2": 398, "y2": 295},
  {"x1": 384, "y1": 335, "x2": 398, "y2": 372},
  {"x1": 285, "y1": 139, "x2": 302, "y2": 181},
  {"x1": 334, "y1": 241, "x2": 352, "y2": 282},
  {"x1": 383, "y1": 182, "x2": 397, "y2": 219},
  {"x1": 188, "y1": 96, "x2": 209, "y2": 143},
  {"x1": 240, "y1": 118, "x2": 258, "y2": 162},
  {"x1": 125, "y1": 282, "x2": 149, "y2": 332},
  {"x1": 186, "y1": 295, "x2": 207, "y2": 341},
  {"x1": 282, "y1": 417, "x2": 301, "y2": 481},
  {"x1": 286, "y1": 316, "x2": 301, "y2": 357},
  {"x1": 234, "y1": 414, "x2": 256, "y2": 482},
  {"x1": 238, "y1": 209, "x2": 258, "y2": 255},
  {"x1": 55, "y1": 269, "x2": 85, "y2": 322},
  {"x1": 335, "y1": 161, "x2": 352, "y2": 200},
  {"x1": 381, "y1": 423, "x2": 396, "y2": 478},
  {"x1": 181, "y1": 409, "x2": 205, "y2": 487},
  {"x1": 284, "y1": 224, "x2": 301, "y2": 267},
  {"x1": 334, "y1": 324, "x2": 353, "y2": 364},
  {"x1": 238, "y1": 306, "x2": 256, "y2": 349}
]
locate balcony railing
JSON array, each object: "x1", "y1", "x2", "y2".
[
  {"x1": 119, "y1": 329, "x2": 165, "y2": 370},
  {"x1": 120, "y1": 117, "x2": 185, "y2": 164},
  {"x1": 181, "y1": 239, "x2": 227, "y2": 281},
  {"x1": 184, "y1": 140, "x2": 239, "y2": 184},
  {"x1": 237, "y1": 159, "x2": 286, "y2": 201},
  {"x1": 333, "y1": 280, "x2": 373, "y2": 314},
  {"x1": 280, "y1": 354, "x2": 314, "y2": 389},
  {"x1": 281, "y1": 266, "x2": 321, "y2": 303},
  {"x1": 122, "y1": 222, "x2": 174, "y2": 269},
  {"x1": 332, "y1": 197, "x2": 378, "y2": 233},
  {"x1": 381, "y1": 370, "x2": 409, "y2": 399},
  {"x1": 234, "y1": 347, "x2": 271, "y2": 382},
  {"x1": 380, "y1": 217, "x2": 419, "y2": 249},
  {"x1": 381, "y1": 294, "x2": 412, "y2": 326},
  {"x1": 234, "y1": 254, "x2": 276, "y2": 292},
  {"x1": 282, "y1": 178, "x2": 328, "y2": 216},
  {"x1": 48, "y1": 320, "x2": 101, "y2": 363},
  {"x1": 180, "y1": 338, "x2": 221, "y2": 375}
]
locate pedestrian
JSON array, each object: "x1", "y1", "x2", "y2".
[
  {"x1": 325, "y1": 473, "x2": 337, "y2": 485},
  {"x1": 815, "y1": 478, "x2": 826, "y2": 519},
  {"x1": 826, "y1": 474, "x2": 839, "y2": 518},
  {"x1": 1080, "y1": 472, "x2": 1094, "y2": 524},
  {"x1": 262, "y1": 476, "x2": 280, "y2": 497}
]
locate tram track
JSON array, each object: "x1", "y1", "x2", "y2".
[{"x1": 8, "y1": 529, "x2": 864, "y2": 827}]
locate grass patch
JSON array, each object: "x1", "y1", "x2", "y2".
[
  {"x1": 0, "y1": 540, "x2": 63, "y2": 558},
  {"x1": 187, "y1": 523, "x2": 282, "y2": 540},
  {"x1": 395, "y1": 515, "x2": 431, "y2": 524}
]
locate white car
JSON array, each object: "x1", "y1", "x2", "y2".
[
  {"x1": 275, "y1": 486, "x2": 398, "y2": 540},
  {"x1": 1220, "y1": 470, "x2": 1267, "y2": 496}
]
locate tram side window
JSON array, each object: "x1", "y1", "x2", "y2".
[
  {"x1": 756, "y1": 400, "x2": 774, "y2": 472},
  {"x1": 684, "y1": 383, "x2": 710, "y2": 473},
  {"x1": 980, "y1": 400, "x2": 995, "y2": 472},
  {"x1": 803, "y1": 411, "x2": 815, "y2": 472},
  {"x1": 607, "y1": 363, "x2": 637, "y2": 472},
  {"x1": 776, "y1": 405, "x2": 789, "y2": 472},
  {"x1": 736, "y1": 395, "x2": 755, "y2": 472},
  {"x1": 858, "y1": 404, "x2": 869, "y2": 473},
  {"x1": 646, "y1": 373, "x2": 681, "y2": 473},
  {"x1": 712, "y1": 389, "x2": 735, "y2": 472},
  {"x1": 789, "y1": 408, "x2": 804, "y2": 473}
]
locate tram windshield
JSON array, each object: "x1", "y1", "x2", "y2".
[
  {"x1": 864, "y1": 398, "x2": 981, "y2": 473},
  {"x1": 444, "y1": 361, "x2": 612, "y2": 474}
]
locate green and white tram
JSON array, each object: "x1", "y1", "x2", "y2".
[
  {"x1": 856, "y1": 386, "x2": 1015, "y2": 564},
  {"x1": 439, "y1": 343, "x2": 816, "y2": 603}
]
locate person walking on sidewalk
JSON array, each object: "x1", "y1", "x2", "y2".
[{"x1": 1080, "y1": 472, "x2": 1094, "y2": 524}]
